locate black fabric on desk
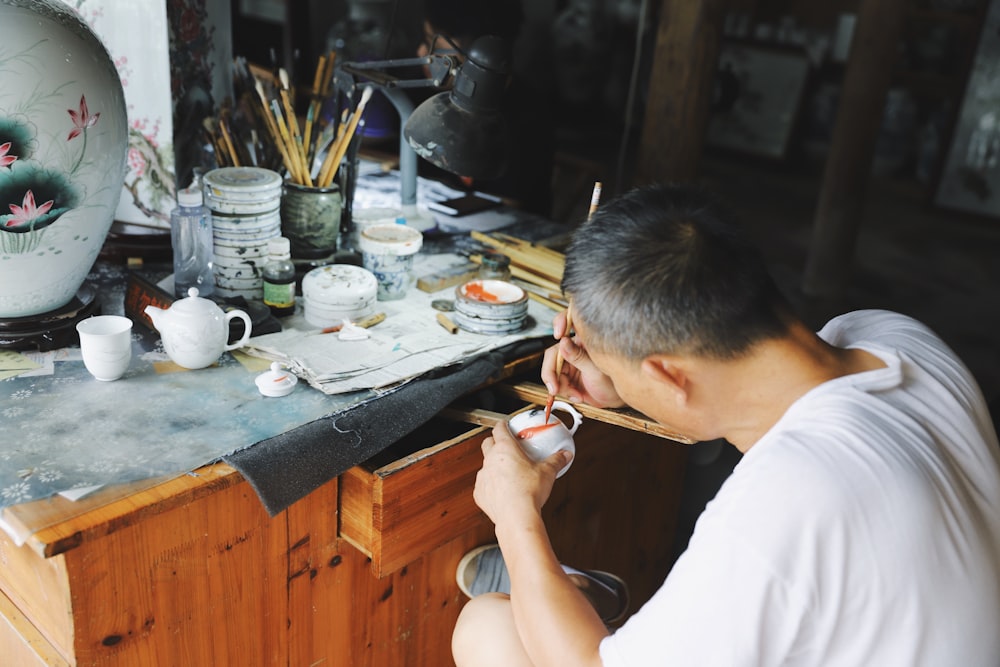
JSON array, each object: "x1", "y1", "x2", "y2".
[{"x1": 224, "y1": 339, "x2": 546, "y2": 516}]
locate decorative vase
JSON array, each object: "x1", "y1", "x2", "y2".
[{"x1": 0, "y1": 0, "x2": 128, "y2": 317}]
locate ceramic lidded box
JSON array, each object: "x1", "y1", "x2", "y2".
[{"x1": 0, "y1": 0, "x2": 128, "y2": 317}]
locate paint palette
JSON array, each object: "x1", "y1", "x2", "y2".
[{"x1": 452, "y1": 280, "x2": 529, "y2": 335}]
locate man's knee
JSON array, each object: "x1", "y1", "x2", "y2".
[{"x1": 453, "y1": 593, "x2": 527, "y2": 667}]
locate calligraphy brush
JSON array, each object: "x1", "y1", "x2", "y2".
[
  {"x1": 545, "y1": 306, "x2": 573, "y2": 423},
  {"x1": 545, "y1": 181, "x2": 600, "y2": 423}
]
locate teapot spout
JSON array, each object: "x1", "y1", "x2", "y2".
[{"x1": 143, "y1": 304, "x2": 166, "y2": 330}]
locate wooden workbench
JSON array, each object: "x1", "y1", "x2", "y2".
[
  {"x1": 0, "y1": 378, "x2": 684, "y2": 667},
  {"x1": 0, "y1": 379, "x2": 688, "y2": 666}
]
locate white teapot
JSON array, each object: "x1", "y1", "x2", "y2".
[{"x1": 145, "y1": 287, "x2": 252, "y2": 369}]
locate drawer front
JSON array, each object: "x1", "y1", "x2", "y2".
[
  {"x1": 0, "y1": 586, "x2": 70, "y2": 666},
  {"x1": 340, "y1": 425, "x2": 491, "y2": 577},
  {"x1": 0, "y1": 533, "x2": 73, "y2": 660}
]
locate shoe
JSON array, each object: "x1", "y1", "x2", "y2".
[
  {"x1": 457, "y1": 543, "x2": 511, "y2": 598},
  {"x1": 563, "y1": 565, "x2": 630, "y2": 626},
  {"x1": 456, "y1": 544, "x2": 630, "y2": 625}
]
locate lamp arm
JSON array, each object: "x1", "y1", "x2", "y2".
[
  {"x1": 337, "y1": 54, "x2": 459, "y2": 209},
  {"x1": 340, "y1": 55, "x2": 456, "y2": 89},
  {"x1": 380, "y1": 87, "x2": 417, "y2": 208}
]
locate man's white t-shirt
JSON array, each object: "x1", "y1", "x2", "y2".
[{"x1": 599, "y1": 310, "x2": 1000, "y2": 666}]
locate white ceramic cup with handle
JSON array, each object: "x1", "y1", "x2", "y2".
[
  {"x1": 76, "y1": 315, "x2": 133, "y2": 381},
  {"x1": 507, "y1": 401, "x2": 583, "y2": 478}
]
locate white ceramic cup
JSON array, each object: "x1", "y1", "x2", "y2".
[
  {"x1": 507, "y1": 401, "x2": 583, "y2": 478},
  {"x1": 76, "y1": 315, "x2": 133, "y2": 381}
]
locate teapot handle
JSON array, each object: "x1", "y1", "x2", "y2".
[
  {"x1": 224, "y1": 310, "x2": 253, "y2": 351},
  {"x1": 549, "y1": 400, "x2": 583, "y2": 435}
]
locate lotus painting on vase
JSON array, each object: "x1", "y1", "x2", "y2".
[{"x1": 0, "y1": 0, "x2": 128, "y2": 318}]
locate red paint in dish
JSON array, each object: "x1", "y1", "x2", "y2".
[{"x1": 464, "y1": 282, "x2": 501, "y2": 302}]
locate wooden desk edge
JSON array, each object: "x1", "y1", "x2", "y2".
[
  {"x1": 5, "y1": 350, "x2": 545, "y2": 559},
  {"x1": 7, "y1": 463, "x2": 242, "y2": 559}
]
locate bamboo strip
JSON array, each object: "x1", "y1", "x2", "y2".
[
  {"x1": 470, "y1": 231, "x2": 565, "y2": 282},
  {"x1": 493, "y1": 232, "x2": 566, "y2": 261},
  {"x1": 500, "y1": 382, "x2": 696, "y2": 443},
  {"x1": 524, "y1": 289, "x2": 565, "y2": 312}
]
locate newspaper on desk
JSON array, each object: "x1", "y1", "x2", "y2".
[{"x1": 243, "y1": 253, "x2": 558, "y2": 395}]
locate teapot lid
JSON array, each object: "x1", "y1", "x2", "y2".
[
  {"x1": 171, "y1": 287, "x2": 223, "y2": 316},
  {"x1": 255, "y1": 362, "x2": 298, "y2": 397}
]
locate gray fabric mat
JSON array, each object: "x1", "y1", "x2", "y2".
[{"x1": 224, "y1": 339, "x2": 545, "y2": 515}]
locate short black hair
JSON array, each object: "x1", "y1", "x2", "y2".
[{"x1": 562, "y1": 183, "x2": 793, "y2": 361}]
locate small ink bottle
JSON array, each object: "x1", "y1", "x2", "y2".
[
  {"x1": 478, "y1": 250, "x2": 512, "y2": 281},
  {"x1": 262, "y1": 237, "x2": 296, "y2": 317}
]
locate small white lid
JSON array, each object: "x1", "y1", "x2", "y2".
[
  {"x1": 255, "y1": 362, "x2": 298, "y2": 397},
  {"x1": 178, "y1": 187, "x2": 203, "y2": 207},
  {"x1": 302, "y1": 264, "x2": 378, "y2": 304},
  {"x1": 204, "y1": 167, "x2": 283, "y2": 195},
  {"x1": 169, "y1": 287, "x2": 224, "y2": 317},
  {"x1": 267, "y1": 236, "x2": 291, "y2": 257},
  {"x1": 358, "y1": 224, "x2": 423, "y2": 256}
]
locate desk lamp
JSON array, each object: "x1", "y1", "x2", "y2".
[{"x1": 337, "y1": 35, "x2": 511, "y2": 221}]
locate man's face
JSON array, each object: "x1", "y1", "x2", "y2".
[{"x1": 575, "y1": 316, "x2": 699, "y2": 442}]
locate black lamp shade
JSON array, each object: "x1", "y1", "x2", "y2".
[{"x1": 403, "y1": 36, "x2": 510, "y2": 180}]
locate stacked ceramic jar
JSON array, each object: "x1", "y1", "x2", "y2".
[
  {"x1": 203, "y1": 167, "x2": 283, "y2": 301},
  {"x1": 453, "y1": 280, "x2": 529, "y2": 334},
  {"x1": 300, "y1": 264, "x2": 378, "y2": 329}
]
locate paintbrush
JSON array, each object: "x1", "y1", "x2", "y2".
[
  {"x1": 588, "y1": 181, "x2": 603, "y2": 220},
  {"x1": 316, "y1": 311, "x2": 386, "y2": 334},
  {"x1": 543, "y1": 183, "x2": 600, "y2": 423},
  {"x1": 546, "y1": 305, "x2": 573, "y2": 423},
  {"x1": 317, "y1": 85, "x2": 373, "y2": 188}
]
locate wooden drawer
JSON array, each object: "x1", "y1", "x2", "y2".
[
  {"x1": 0, "y1": 587, "x2": 68, "y2": 666},
  {"x1": 0, "y1": 532, "x2": 74, "y2": 660},
  {"x1": 338, "y1": 381, "x2": 692, "y2": 579},
  {"x1": 339, "y1": 418, "x2": 491, "y2": 578}
]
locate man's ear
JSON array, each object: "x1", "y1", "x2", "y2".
[{"x1": 641, "y1": 356, "x2": 689, "y2": 404}]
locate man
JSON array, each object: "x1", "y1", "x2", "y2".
[{"x1": 452, "y1": 183, "x2": 1000, "y2": 666}]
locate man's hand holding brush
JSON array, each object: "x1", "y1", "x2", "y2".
[{"x1": 541, "y1": 306, "x2": 626, "y2": 410}]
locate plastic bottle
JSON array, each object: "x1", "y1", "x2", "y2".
[
  {"x1": 262, "y1": 237, "x2": 296, "y2": 317},
  {"x1": 170, "y1": 186, "x2": 214, "y2": 298}
]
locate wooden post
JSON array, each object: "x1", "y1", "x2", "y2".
[
  {"x1": 635, "y1": 0, "x2": 727, "y2": 185},
  {"x1": 802, "y1": 0, "x2": 907, "y2": 298}
]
